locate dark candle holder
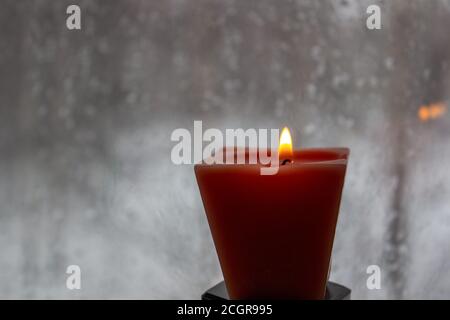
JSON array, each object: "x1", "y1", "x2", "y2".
[{"x1": 202, "y1": 281, "x2": 351, "y2": 300}]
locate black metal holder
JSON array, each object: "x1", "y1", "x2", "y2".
[{"x1": 202, "y1": 281, "x2": 351, "y2": 300}]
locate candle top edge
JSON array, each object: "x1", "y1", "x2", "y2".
[{"x1": 195, "y1": 147, "x2": 349, "y2": 167}]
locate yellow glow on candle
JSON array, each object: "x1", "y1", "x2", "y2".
[{"x1": 278, "y1": 127, "x2": 293, "y2": 160}]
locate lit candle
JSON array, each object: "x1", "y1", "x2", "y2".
[{"x1": 195, "y1": 128, "x2": 349, "y2": 299}]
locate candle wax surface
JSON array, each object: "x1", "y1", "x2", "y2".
[{"x1": 195, "y1": 148, "x2": 349, "y2": 300}]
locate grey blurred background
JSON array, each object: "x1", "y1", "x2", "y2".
[{"x1": 1, "y1": 0, "x2": 450, "y2": 299}]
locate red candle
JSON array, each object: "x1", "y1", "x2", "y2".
[{"x1": 195, "y1": 128, "x2": 349, "y2": 300}]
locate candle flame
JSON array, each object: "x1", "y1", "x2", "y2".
[{"x1": 278, "y1": 127, "x2": 293, "y2": 160}]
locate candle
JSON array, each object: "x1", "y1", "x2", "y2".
[{"x1": 195, "y1": 128, "x2": 349, "y2": 300}]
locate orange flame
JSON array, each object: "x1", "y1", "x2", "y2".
[
  {"x1": 279, "y1": 127, "x2": 293, "y2": 160},
  {"x1": 418, "y1": 102, "x2": 447, "y2": 122}
]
